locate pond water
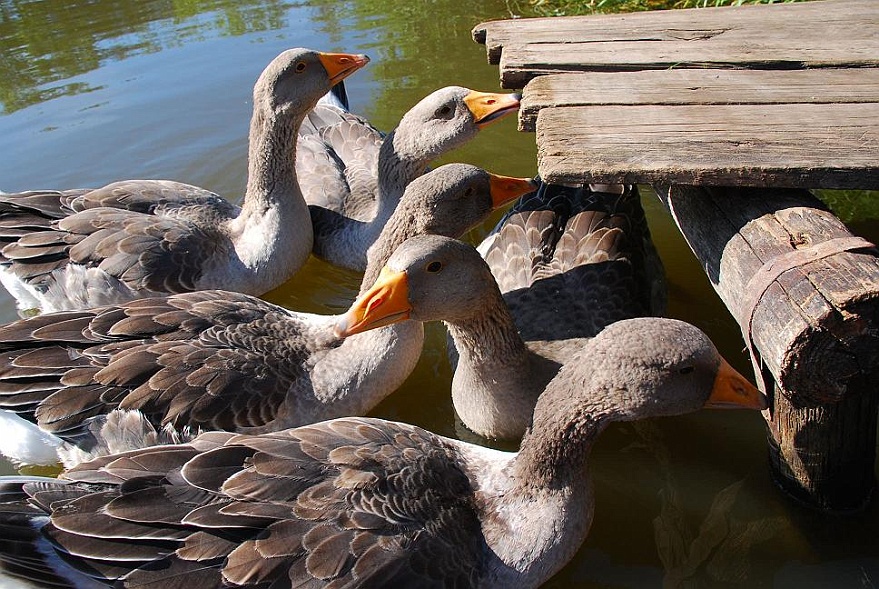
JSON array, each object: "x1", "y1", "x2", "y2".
[{"x1": 0, "y1": 0, "x2": 877, "y2": 587}]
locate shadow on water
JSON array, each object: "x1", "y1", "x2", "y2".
[{"x1": 0, "y1": 0, "x2": 877, "y2": 587}]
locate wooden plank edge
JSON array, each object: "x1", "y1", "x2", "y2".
[
  {"x1": 536, "y1": 163, "x2": 879, "y2": 191},
  {"x1": 475, "y1": 0, "x2": 875, "y2": 67},
  {"x1": 472, "y1": 20, "x2": 503, "y2": 64}
]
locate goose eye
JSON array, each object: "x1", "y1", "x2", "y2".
[
  {"x1": 437, "y1": 105, "x2": 453, "y2": 117},
  {"x1": 464, "y1": 187, "x2": 475, "y2": 198},
  {"x1": 425, "y1": 261, "x2": 443, "y2": 273},
  {"x1": 679, "y1": 366, "x2": 695, "y2": 375},
  {"x1": 295, "y1": 61, "x2": 307, "y2": 73}
]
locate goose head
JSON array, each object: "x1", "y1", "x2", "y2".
[
  {"x1": 396, "y1": 164, "x2": 536, "y2": 238},
  {"x1": 252, "y1": 48, "x2": 370, "y2": 120},
  {"x1": 551, "y1": 317, "x2": 769, "y2": 422},
  {"x1": 389, "y1": 86, "x2": 521, "y2": 163},
  {"x1": 339, "y1": 234, "x2": 504, "y2": 335},
  {"x1": 516, "y1": 316, "x2": 767, "y2": 489},
  {"x1": 360, "y1": 166, "x2": 535, "y2": 289}
]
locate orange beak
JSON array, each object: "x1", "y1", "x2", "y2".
[
  {"x1": 317, "y1": 52, "x2": 370, "y2": 85},
  {"x1": 705, "y1": 358, "x2": 768, "y2": 410},
  {"x1": 489, "y1": 174, "x2": 538, "y2": 208},
  {"x1": 463, "y1": 91, "x2": 521, "y2": 128},
  {"x1": 334, "y1": 267, "x2": 411, "y2": 338}
]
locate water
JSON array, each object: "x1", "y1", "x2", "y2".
[{"x1": 0, "y1": 0, "x2": 877, "y2": 587}]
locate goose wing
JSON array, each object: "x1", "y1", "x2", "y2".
[
  {"x1": 0, "y1": 180, "x2": 238, "y2": 293},
  {"x1": 0, "y1": 180, "x2": 233, "y2": 219},
  {"x1": 297, "y1": 97, "x2": 384, "y2": 220},
  {"x1": 1, "y1": 208, "x2": 223, "y2": 294},
  {"x1": 66, "y1": 180, "x2": 236, "y2": 214},
  {"x1": 0, "y1": 290, "x2": 339, "y2": 439},
  {"x1": 1, "y1": 419, "x2": 485, "y2": 587},
  {"x1": 482, "y1": 183, "x2": 663, "y2": 343}
]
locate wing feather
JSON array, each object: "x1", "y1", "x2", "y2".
[
  {"x1": 0, "y1": 181, "x2": 239, "y2": 301},
  {"x1": 2, "y1": 419, "x2": 487, "y2": 587},
  {"x1": 0, "y1": 291, "x2": 337, "y2": 443}
]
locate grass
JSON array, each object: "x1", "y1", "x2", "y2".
[{"x1": 513, "y1": 0, "x2": 809, "y2": 17}]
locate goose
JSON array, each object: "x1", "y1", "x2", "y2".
[
  {"x1": 0, "y1": 164, "x2": 536, "y2": 468},
  {"x1": 297, "y1": 81, "x2": 521, "y2": 270},
  {"x1": 337, "y1": 183, "x2": 667, "y2": 440},
  {"x1": 0, "y1": 316, "x2": 765, "y2": 589},
  {"x1": 0, "y1": 48, "x2": 369, "y2": 315}
]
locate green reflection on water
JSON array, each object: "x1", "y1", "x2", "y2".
[
  {"x1": 0, "y1": 0, "x2": 293, "y2": 113},
  {"x1": 818, "y1": 190, "x2": 879, "y2": 225}
]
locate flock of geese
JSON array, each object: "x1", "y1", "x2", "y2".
[{"x1": 0, "y1": 48, "x2": 766, "y2": 588}]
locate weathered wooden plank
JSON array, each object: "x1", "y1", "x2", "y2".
[
  {"x1": 498, "y1": 35, "x2": 879, "y2": 88},
  {"x1": 536, "y1": 103, "x2": 879, "y2": 189},
  {"x1": 655, "y1": 184, "x2": 879, "y2": 510},
  {"x1": 474, "y1": 0, "x2": 877, "y2": 65},
  {"x1": 520, "y1": 68, "x2": 879, "y2": 131}
]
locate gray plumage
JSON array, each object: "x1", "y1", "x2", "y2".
[
  {"x1": 0, "y1": 317, "x2": 765, "y2": 588},
  {"x1": 298, "y1": 86, "x2": 521, "y2": 270},
  {"x1": 481, "y1": 182, "x2": 666, "y2": 341},
  {"x1": 342, "y1": 183, "x2": 667, "y2": 439},
  {"x1": 469, "y1": 181, "x2": 667, "y2": 435},
  {"x1": 0, "y1": 164, "x2": 535, "y2": 468},
  {"x1": 0, "y1": 49, "x2": 369, "y2": 314}
]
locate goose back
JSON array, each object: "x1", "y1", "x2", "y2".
[{"x1": 481, "y1": 182, "x2": 665, "y2": 345}]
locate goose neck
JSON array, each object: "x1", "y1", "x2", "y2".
[
  {"x1": 376, "y1": 129, "x2": 430, "y2": 210},
  {"x1": 447, "y1": 299, "x2": 532, "y2": 383},
  {"x1": 513, "y1": 378, "x2": 618, "y2": 491},
  {"x1": 242, "y1": 107, "x2": 305, "y2": 213},
  {"x1": 359, "y1": 206, "x2": 428, "y2": 294}
]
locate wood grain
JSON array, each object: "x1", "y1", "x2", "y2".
[
  {"x1": 536, "y1": 103, "x2": 879, "y2": 189},
  {"x1": 499, "y1": 36, "x2": 879, "y2": 88},
  {"x1": 520, "y1": 69, "x2": 879, "y2": 130}
]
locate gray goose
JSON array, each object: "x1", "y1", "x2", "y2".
[
  {"x1": 0, "y1": 48, "x2": 368, "y2": 315},
  {"x1": 297, "y1": 83, "x2": 521, "y2": 270},
  {"x1": 0, "y1": 165, "x2": 535, "y2": 468},
  {"x1": 0, "y1": 317, "x2": 765, "y2": 589},
  {"x1": 337, "y1": 183, "x2": 667, "y2": 440}
]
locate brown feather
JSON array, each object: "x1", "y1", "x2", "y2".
[
  {"x1": 175, "y1": 531, "x2": 238, "y2": 562},
  {"x1": 223, "y1": 540, "x2": 289, "y2": 585}
]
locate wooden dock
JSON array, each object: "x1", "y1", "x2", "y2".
[
  {"x1": 474, "y1": 0, "x2": 879, "y2": 190},
  {"x1": 474, "y1": 0, "x2": 879, "y2": 512}
]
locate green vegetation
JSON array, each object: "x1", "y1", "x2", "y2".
[
  {"x1": 514, "y1": 0, "x2": 808, "y2": 17},
  {"x1": 816, "y1": 191, "x2": 879, "y2": 226}
]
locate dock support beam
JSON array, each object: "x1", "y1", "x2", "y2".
[{"x1": 655, "y1": 184, "x2": 879, "y2": 511}]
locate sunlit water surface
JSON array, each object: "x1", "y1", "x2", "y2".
[{"x1": 0, "y1": 1, "x2": 877, "y2": 587}]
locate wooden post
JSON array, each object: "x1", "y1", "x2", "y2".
[{"x1": 655, "y1": 184, "x2": 879, "y2": 511}]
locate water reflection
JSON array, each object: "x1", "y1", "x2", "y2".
[
  {"x1": 0, "y1": 0, "x2": 877, "y2": 587},
  {"x1": 0, "y1": 0, "x2": 297, "y2": 113}
]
